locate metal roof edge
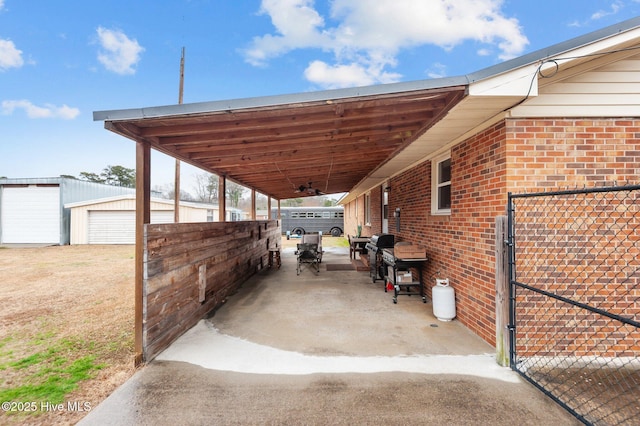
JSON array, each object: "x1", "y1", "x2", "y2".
[
  {"x1": 92, "y1": 16, "x2": 640, "y2": 122},
  {"x1": 0, "y1": 176, "x2": 134, "y2": 187},
  {"x1": 93, "y1": 76, "x2": 469, "y2": 122},
  {"x1": 0, "y1": 177, "x2": 64, "y2": 185},
  {"x1": 64, "y1": 193, "x2": 137, "y2": 208},
  {"x1": 64, "y1": 193, "x2": 226, "y2": 209},
  {"x1": 466, "y1": 15, "x2": 640, "y2": 83}
]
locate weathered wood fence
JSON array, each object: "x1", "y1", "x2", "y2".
[
  {"x1": 142, "y1": 220, "x2": 280, "y2": 360},
  {"x1": 495, "y1": 215, "x2": 510, "y2": 367}
]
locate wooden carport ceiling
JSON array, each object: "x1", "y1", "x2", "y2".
[{"x1": 103, "y1": 86, "x2": 466, "y2": 200}]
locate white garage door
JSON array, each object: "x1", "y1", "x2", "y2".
[
  {"x1": 88, "y1": 210, "x2": 174, "y2": 244},
  {"x1": 1, "y1": 186, "x2": 60, "y2": 244}
]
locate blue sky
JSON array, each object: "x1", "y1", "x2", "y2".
[{"x1": 1, "y1": 0, "x2": 639, "y2": 195}]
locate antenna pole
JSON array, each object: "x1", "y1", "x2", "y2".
[
  {"x1": 174, "y1": 47, "x2": 185, "y2": 223},
  {"x1": 178, "y1": 47, "x2": 185, "y2": 104}
]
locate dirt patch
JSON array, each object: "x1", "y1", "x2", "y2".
[{"x1": 0, "y1": 245, "x2": 136, "y2": 425}]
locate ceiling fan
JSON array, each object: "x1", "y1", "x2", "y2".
[{"x1": 295, "y1": 181, "x2": 325, "y2": 196}]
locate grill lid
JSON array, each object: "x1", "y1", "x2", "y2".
[{"x1": 369, "y1": 233, "x2": 394, "y2": 248}]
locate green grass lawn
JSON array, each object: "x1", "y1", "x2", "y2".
[
  {"x1": 0, "y1": 335, "x2": 104, "y2": 409},
  {"x1": 280, "y1": 235, "x2": 349, "y2": 249}
]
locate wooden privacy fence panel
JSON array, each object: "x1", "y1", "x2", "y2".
[{"x1": 143, "y1": 220, "x2": 280, "y2": 360}]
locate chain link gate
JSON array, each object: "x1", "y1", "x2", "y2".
[{"x1": 507, "y1": 184, "x2": 640, "y2": 425}]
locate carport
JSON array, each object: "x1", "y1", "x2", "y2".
[
  {"x1": 93, "y1": 70, "x2": 528, "y2": 364},
  {"x1": 94, "y1": 80, "x2": 467, "y2": 364}
]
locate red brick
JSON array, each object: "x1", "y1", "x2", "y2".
[{"x1": 343, "y1": 117, "x2": 640, "y2": 348}]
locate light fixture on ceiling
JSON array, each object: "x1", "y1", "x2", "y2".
[{"x1": 295, "y1": 181, "x2": 325, "y2": 196}]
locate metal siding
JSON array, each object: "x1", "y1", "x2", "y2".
[
  {"x1": 179, "y1": 206, "x2": 208, "y2": 222},
  {"x1": 61, "y1": 178, "x2": 136, "y2": 204},
  {"x1": 69, "y1": 197, "x2": 209, "y2": 244},
  {"x1": 60, "y1": 179, "x2": 136, "y2": 244},
  {"x1": 87, "y1": 210, "x2": 174, "y2": 244},
  {"x1": 1, "y1": 186, "x2": 61, "y2": 243},
  {"x1": 0, "y1": 178, "x2": 139, "y2": 245}
]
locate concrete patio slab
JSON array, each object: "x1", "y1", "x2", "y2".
[{"x1": 79, "y1": 246, "x2": 581, "y2": 425}]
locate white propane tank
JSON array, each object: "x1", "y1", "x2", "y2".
[{"x1": 432, "y1": 279, "x2": 456, "y2": 321}]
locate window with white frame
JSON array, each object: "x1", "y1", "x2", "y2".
[{"x1": 432, "y1": 152, "x2": 451, "y2": 215}]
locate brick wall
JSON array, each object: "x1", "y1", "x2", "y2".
[
  {"x1": 344, "y1": 187, "x2": 383, "y2": 238},
  {"x1": 343, "y1": 117, "x2": 640, "y2": 347},
  {"x1": 344, "y1": 195, "x2": 363, "y2": 238},
  {"x1": 506, "y1": 118, "x2": 640, "y2": 191},
  {"x1": 369, "y1": 186, "x2": 383, "y2": 235},
  {"x1": 505, "y1": 118, "x2": 640, "y2": 357},
  {"x1": 386, "y1": 121, "x2": 508, "y2": 344}
]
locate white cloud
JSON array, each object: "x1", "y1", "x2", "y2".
[
  {"x1": 304, "y1": 60, "x2": 402, "y2": 89},
  {"x1": 2, "y1": 99, "x2": 80, "y2": 119},
  {"x1": 243, "y1": 0, "x2": 329, "y2": 67},
  {"x1": 569, "y1": 1, "x2": 624, "y2": 27},
  {"x1": 0, "y1": 39, "x2": 24, "y2": 71},
  {"x1": 425, "y1": 63, "x2": 448, "y2": 79},
  {"x1": 96, "y1": 27, "x2": 144, "y2": 75},
  {"x1": 243, "y1": 0, "x2": 529, "y2": 88},
  {"x1": 591, "y1": 1, "x2": 623, "y2": 20},
  {"x1": 0, "y1": 0, "x2": 4, "y2": 11}
]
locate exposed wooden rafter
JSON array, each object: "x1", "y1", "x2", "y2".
[{"x1": 104, "y1": 86, "x2": 466, "y2": 200}]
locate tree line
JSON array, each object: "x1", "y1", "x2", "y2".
[{"x1": 64, "y1": 165, "x2": 136, "y2": 188}]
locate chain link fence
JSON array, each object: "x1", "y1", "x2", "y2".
[{"x1": 507, "y1": 185, "x2": 640, "y2": 425}]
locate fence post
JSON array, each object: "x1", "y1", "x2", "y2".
[{"x1": 495, "y1": 215, "x2": 510, "y2": 367}]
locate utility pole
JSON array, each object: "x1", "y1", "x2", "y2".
[{"x1": 174, "y1": 47, "x2": 185, "y2": 223}]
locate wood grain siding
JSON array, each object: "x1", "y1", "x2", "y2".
[{"x1": 142, "y1": 220, "x2": 280, "y2": 360}]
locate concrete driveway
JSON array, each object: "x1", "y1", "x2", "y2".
[{"x1": 79, "y1": 246, "x2": 580, "y2": 425}]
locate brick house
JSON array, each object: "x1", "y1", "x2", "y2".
[
  {"x1": 341, "y1": 20, "x2": 640, "y2": 346},
  {"x1": 94, "y1": 17, "x2": 640, "y2": 363}
]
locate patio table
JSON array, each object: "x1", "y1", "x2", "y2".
[{"x1": 349, "y1": 237, "x2": 370, "y2": 260}]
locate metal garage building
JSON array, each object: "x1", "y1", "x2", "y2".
[
  {"x1": 66, "y1": 195, "x2": 231, "y2": 244},
  {"x1": 0, "y1": 177, "x2": 136, "y2": 245}
]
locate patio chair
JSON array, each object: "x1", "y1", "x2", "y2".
[
  {"x1": 301, "y1": 232, "x2": 323, "y2": 263},
  {"x1": 295, "y1": 243, "x2": 321, "y2": 275}
]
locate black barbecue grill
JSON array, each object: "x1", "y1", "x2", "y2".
[
  {"x1": 382, "y1": 247, "x2": 428, "y2": 304},
  {"x1": 365, "y1": 233, "x2": 395, "y2": 282}
]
